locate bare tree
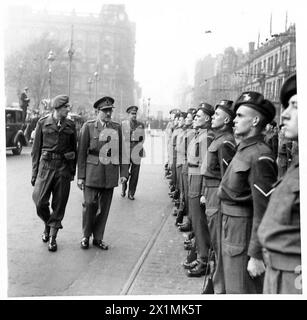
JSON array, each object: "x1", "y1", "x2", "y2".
[{"x1": 5, "y1": 33, "x2": 68, "y2": 108}]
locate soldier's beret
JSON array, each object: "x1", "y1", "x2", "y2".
[
  {"x1": 53, "y1": 94, "x2": 69, "y2": 109},
  {"x1": 215, "y1": 100, "x2": 235, "y2": 118},
  {"x1": 234, "y1": 91, "x2": 276, "y2": 123},
  {"x1": 280, "y1": 74, "x2": 297, "y2": 108},
  {"x1": 186, "y1": 107, "x2": 197, "y2": 115},
  {"x1": 93, "y1": 96, "x2": 115, "y2": 109},
  {"x1": 169, "y1": 108, "x2": 181, "y2": 114},
  {"x1": 126, "y1": 105, "x2": 138, "y2": 113},
  {"x1": 198, "y1": 102, "x2": 214, "y2": 117},
  {"x1": 179, "y1": 112, "x2": 188, "y2": 118}
]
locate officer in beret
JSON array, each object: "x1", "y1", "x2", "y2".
[
  {"x1": 217, "y1": 92, "x2": 278, "y2": 293},
  {"x1": 31, "y1": 94, "x2": 77, "y2": 252},
  {"x1": 184, "y1": 103, "x2": 215, "y2": 277},
  {"x1": 258, "y1": 74, "x2": 301, "y2": 294},
  {"x1": 199, "y1": 100, "x2": 236, "y2": 293},
  {"x1": 77, "y1": 96, "x2": 129, "y2": 250},
  {"x1": 121, "y1": 105, "x2": 145, "y2": 200}
]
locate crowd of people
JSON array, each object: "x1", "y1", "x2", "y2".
[{"x1": 164, "y1": 73, "x2": 300, "y2": 294}]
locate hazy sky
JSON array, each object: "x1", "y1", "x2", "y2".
[{"x1": 2, "y1": 0, "x2": 302, "y2": 107}]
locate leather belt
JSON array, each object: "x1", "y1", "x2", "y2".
[
  {"x1": 88, "y1": 150, "x2": 100, "y2": 156},
  {"x1": 41, "y1": 151, "x2": 63, "y2": 160}
]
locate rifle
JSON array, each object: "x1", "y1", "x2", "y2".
[{"x1": 201, "y1": 246, "x2": 215, "y2": 294}]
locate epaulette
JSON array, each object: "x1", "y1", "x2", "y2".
[{"x1": 86, "y1": 119, "x2": 96, "y2": 124}]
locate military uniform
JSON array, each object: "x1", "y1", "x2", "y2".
[
  {"x1": 187, "y1": 126, "x2": 214, "y2": 269},
  {"x1": 121, "y1": 116, "x2": 145, "y2": 198},
  {"x1": 32, "y1": 95, "x2": 77, "y2": 245},
  {"x1": 202, "y1": 130, "x2": 236, "y2": 293},
  {"x1": 175, "y1": 124, "x2": 194, "y2": 224},
  {"x1": 258, "y1": 74, "x2": 301, "y2": 294},
  {"x1": 217, "y1": 135, "x2": 277, "y2": 293},
  {"x1": 78, "y1": 97, "x2": 129, "y2": 245},
  {"x1": 78, "y1": 119, "x2": 129, "y2": 241}
]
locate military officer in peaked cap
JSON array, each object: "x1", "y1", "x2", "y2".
[
  {"x1": 217, "y1": 92, "x2": 278, "y2": 293},
  {"x1": 77, "y1": 96, "x2": 129, "y2": 250},
  {"x1": 31, "y1": 94, "x2": 77, "y2": 252},
  {"x1": 258, "y1": 74, "x2": 301, "y2": 294},
  {"x1": 121, "y1": 105, "x2": 145, "y2": 200}
]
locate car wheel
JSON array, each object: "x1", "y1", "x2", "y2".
[{"x1": 12, "y1": 140, "x2": 22, "y2": 155}]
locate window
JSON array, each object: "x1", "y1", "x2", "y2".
[
  {"x1": 274, "y1": 54, "x2": 278, "y2": 68},
  {"x1": 263, "y1": 59, "x2": 266, "y2": 73}
]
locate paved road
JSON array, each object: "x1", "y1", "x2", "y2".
[{"x1": 6, "y1": 132, "x2": 203, "y2": 297}]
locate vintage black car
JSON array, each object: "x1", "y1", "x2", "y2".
[{"x1": 6, "y1": 106, "x2": 27, "y2": 155}]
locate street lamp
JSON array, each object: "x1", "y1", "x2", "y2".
[
  {"x1": 67, "y1": 48, "x2": 74, "y2": 98},
  {"x1": 94, "y1": 71, "x2": 99, "y2": 101},
  {"x1": 87, "y1": 77, "x2": 93, "y2": 103},
  {"x1": 47, "y1": 50, "x2": 55, "y2": 103},
  {"x1": 67, "y1": 25, "x2": 75, "y2": 99},
  {"x1": 147, "y1": 98, "x2": 151, "y2": 130}
]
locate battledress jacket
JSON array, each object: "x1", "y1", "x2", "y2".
[
  {"x1": 217, "y1": 134, "x2": 278, "y2": 259},
  {"x1": 77, "y1": 119, "x2": 129, "y2": 189}
]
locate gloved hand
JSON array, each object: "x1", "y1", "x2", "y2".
[{"x1": 31, "y1": 176, "x2": 36, "y2": 186}]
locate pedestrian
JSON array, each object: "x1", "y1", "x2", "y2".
[
  {"x1": 20, "y1": 86, "x2": 30, "y2": 121},
  {"x1": 258, "y1": 74, "x2": 301, "y2": 294},
  {"x1": 185, "y1": 103, "x2": 215, "y2": 277},
  {"x1": 77, "y1": 96, "x2": 128, "y2": 250},
  {"x1": 201, "y1": 100, "x2": 237, "y2": 293},
  {"x1": 121, "y1": 106, "x2": 145, "y2": 200},
  {"x1": 217, "y1": 91, "x2": 277, "y2": 293},
  {"x1": 31, "y1": 94, "x2": 77, "y2": 252}
]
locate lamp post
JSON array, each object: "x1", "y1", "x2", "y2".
[
  {"x1": 87, "y1": 77, "x2": 93, "y2": 103},
  {"x1": 47, "y1": 50, "x2": 55, "y2": 104},
  {"x1": 94, "y1": 71, "x2": 99, "y2": 101},
  {"x1": 147, "y1": 97, "x2": 151, "y2": 131}
]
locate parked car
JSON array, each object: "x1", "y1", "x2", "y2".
[{"x1": 6, "y1": 106, "x2": 27, "y2": 155}]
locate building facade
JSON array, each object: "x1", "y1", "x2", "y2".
[
  {"x1": 193, "y1": 24, "x2": 296, "y2": 122},
  {"x1": 4, "y1": 4, "x2": 138, "y2": 120}
]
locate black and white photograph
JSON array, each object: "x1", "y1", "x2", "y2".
[{"x1": 0, "y1": 0, "x2": 305, "y2": 301}]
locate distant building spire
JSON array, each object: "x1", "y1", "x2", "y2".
[
  {"x1": 257, "y1": 31, "x2": 260, "y2": 48},
  {"x1": 285, "y1": 11, "x2": 288, "y2": 32}
]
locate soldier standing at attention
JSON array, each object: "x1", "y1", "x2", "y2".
[
  {"x1": 31, "y1": 95, "x2": 77, "y2": 252},
  {"x1": 258, "y1": 74, "x2": 301, "y2": 294},
  {"x1": 217, "y1": 92, "x2": 277, "y2": 293},
  {"x1": 77, "y1": 96, "x2": 128, "y2": 250},
  {"x1": 121, "y1": 106, "x2": 145, "y2": 200},
  {"x1": 185, "y1": 103, "x2": 215, "y2": 277},
  {"x1": 201, "y1": 100, "x2": 236, "y2": 293}
]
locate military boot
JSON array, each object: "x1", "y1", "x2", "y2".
[
  {"x1": 42, "y1": 225, "x2": 50, "y2": 243},
  {"x1": 48, "y1": 228, "x2": 58, "y2": 252}
]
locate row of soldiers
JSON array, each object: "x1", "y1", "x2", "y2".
[{"x1": 164, "y1": 74, "x2": 300, "y2": 294}]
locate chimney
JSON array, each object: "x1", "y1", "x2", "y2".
[{"x1": 248, "y1": 42, "x2": 255, "y2": 54}]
